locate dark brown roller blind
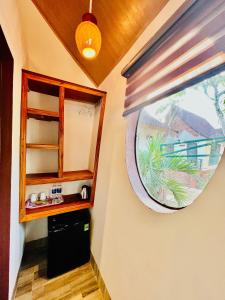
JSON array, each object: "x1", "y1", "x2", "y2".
[{"x1": 123, "y1": 0, "x2": 225, "y2": 116}]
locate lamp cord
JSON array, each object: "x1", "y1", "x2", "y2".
[{"x1": 89, "y1": 0, "x2": 92, "y2": 13}]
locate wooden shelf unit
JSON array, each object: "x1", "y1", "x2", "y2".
[{"x1": 20, "y1": 70, "x2": 106, "y2": 222}]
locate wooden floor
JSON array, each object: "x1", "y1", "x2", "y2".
[{"x1": 14, "y1": 244, "x2": 103, "y2": 300}]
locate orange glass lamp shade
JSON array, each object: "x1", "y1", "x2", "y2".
[{"x1": 75, "y1": 13, "x2": 101, "y2": 60}]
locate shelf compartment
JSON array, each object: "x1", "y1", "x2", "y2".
[
  {"x1": 28, "y1": 78, "x2": 59, "y2": 97},
  {"x1": 63, "y1": 170, "x2": 93, "y2": 181},
  {"x1": 63, "y1": 100, "x2": 96, "y2": 172},
  {"x1": 23, "y1": 194, "x2": 92, "y2": 221},
  {"x1": 26, "y1": 170, "x2": 93, "y2": 185},
  {"x1": 26, "y1": 143, "x2": 59, "y2": 150},
  {"x1": 64, "y1": 87, "x2": 101, "y2": 104},
  {"x1": 26, "y1": 172, "x2": 58, "y2": 185},
  {"x1": 27, "y1": 108, "x2": 59, "y2": 121}
]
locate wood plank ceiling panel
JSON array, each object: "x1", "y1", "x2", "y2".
[{"x1": 31, "y1": 0, "x2": 169, "y2": 85}]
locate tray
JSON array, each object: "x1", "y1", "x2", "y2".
[{"x1": 26, "y1": 195, "x2": 64, "y2": 209}]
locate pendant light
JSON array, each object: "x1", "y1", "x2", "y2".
[{"x1": 75, "y1": 0, "x2": 102, "y2": 60}]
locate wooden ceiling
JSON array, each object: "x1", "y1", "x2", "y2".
[{"x1": 31, "y1": 0, "x2": 169, "y2": 85}]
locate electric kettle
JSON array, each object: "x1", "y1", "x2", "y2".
[{"x1": 81, "y1": 185, "x2": 91, "y2": 200}]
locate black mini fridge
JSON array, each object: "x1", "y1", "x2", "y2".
[{"x1": 47, "y1": 209, "x2": 90, "y2": 278}]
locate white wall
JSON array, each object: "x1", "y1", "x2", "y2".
[
  {"x1": 64, "y1": 101, "x2": 95, "y2": 172},
  {"x1": 17, "y1": 0, "x2": 94, "y2": 85},
  {"x1": 0, "y1": 0, "x2": 26, "y2": 299},
  {"x1": 16, "y1": 0, "x2": 95, "y2": 243},
  {"x1": 91, "y1": 0, "x2": 225, "y2": 299}
]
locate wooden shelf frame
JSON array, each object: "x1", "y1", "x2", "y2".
[
  {"x1": 24, "y1": 200, "x2": 93, "y2": 222},
  {"x1": 26, "y1": 170, "x2": 94, "y2": 185},
  {"x1": 27, "y1": 108, "x2": 59, "y2": 121},
  {"x1": 24, "y1": 193, "x2": 92, "y2": 222},
  {"x1": 19, "y1": 70, "x2": 106, "y2": 222},
  {"x1": 26, "y1": 143, "x2": 59, "y2": 150}
]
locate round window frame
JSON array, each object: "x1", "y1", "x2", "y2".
[
  {"x1": 125, "y1": 65, "x2": 225, "y2": 213},
  {"x1": 126, "y1": 111, "x2": 178, "y2": 213}
]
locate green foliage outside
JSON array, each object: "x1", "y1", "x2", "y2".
[
  {"x1": 137, "y1": 71, "x2": 225, "y2": 207},
  {"x1": 137, "y1": 134, "x2": 198, "y2": 207}
]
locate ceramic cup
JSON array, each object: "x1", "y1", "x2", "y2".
[
  {"x1": 40, "y1": 192, "x2": 47, "y2": 201},
  {"x1": 30, "y1": 193, "x2": 38, "y2": 203}
]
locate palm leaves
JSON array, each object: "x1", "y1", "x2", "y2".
[
  {"x1": 162, "y1": 156, "x2": 197, "y2": 174},
  {"x1": 137, "y1": 134, "x2": 197, "y2": 207},
  {"x1": 163, "y1": 178, "x2": 188, "y2": 205}
]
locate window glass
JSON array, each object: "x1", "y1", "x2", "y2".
[{"x1": 136, "y1": 70, "x2": 225, "y2": 209}]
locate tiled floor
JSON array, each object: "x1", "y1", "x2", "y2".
[{"x1": 14, "y1": 242, "x2": 103, "y2": 300}]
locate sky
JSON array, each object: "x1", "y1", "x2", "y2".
[{"x1": 144, "y1": 84, "x2": 222, "y2": 129}]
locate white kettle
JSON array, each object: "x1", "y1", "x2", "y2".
[{"x1": 81, "y1": 185, "x2": 90, "y2": 200}]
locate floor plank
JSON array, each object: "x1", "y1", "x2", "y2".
[{"x1": 14, "y1": 259, "x2": 103, "y2": 300}]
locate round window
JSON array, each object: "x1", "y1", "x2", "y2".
[{"x1": 126, "y1": 71, "x2": 225, "y2": 213}]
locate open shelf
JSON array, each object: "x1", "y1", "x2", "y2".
[
  {"x1": 27, "y1": 108, "x2": 59, "y2": 121},
  {"x1": 63, "y1": 170, "x2": 93, "y2": 181},
  {"x1": 26, "y1": 170, "x2": 93, "y2": 185},
  {"x1": 23, "y1": 194, "x2": 92, "y2": 222},
  {"x1": 28, "y1": 78, "x2": 59, "y2": 97},
  {"x1": 26, "y1": 143, "x2": 59, "y2": 150},
  {"x1": 20, "y1": 70, "x2": 106, "y2": 222},
  {"x1": 64, "y1": 87, "x2": 100, "y2": 104}
]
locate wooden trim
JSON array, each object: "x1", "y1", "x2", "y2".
[
  {"x1": 26, "y1": 170, "x2": 94, "y2": 185},
  {"x1": 27, "y1": 108, "x2": 59, "y2": 121},
  {"x1": 26, "y1": 143, "x2": 59, "y2": 150},
  {"x1": 19, "y1": 72, "x2": 28, "y2": 222},
  {"x1": 64, "y1": 87, "x2": 101, "y2": 104},
  {"x1": 22, "y1": 200, "x2": 93, "y2": 222},
  {"x1": 63, "y1": 170, "x2": 93, "y2": 181},
  {"x1": 0, "y1": 26, "x2": 14, "y2": 300},
  {"x1": 58, "y1": 86, "x2": 64, "y2": 177},
  {"x1": 63, "y1": 82, "x2": 105, "y2": 98},
  {"x1": 23, "y1": 69, "x2": 107, "y2": 96},
  {"x1": 24, "y1": 71, "x2": 61, "y2": 87},
  {"x1": 121, "y1": 0, "x2": 197, "y2": 78},
  {"x1": 90, "y1": 94, "x2": 106, "y2": 204}
]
